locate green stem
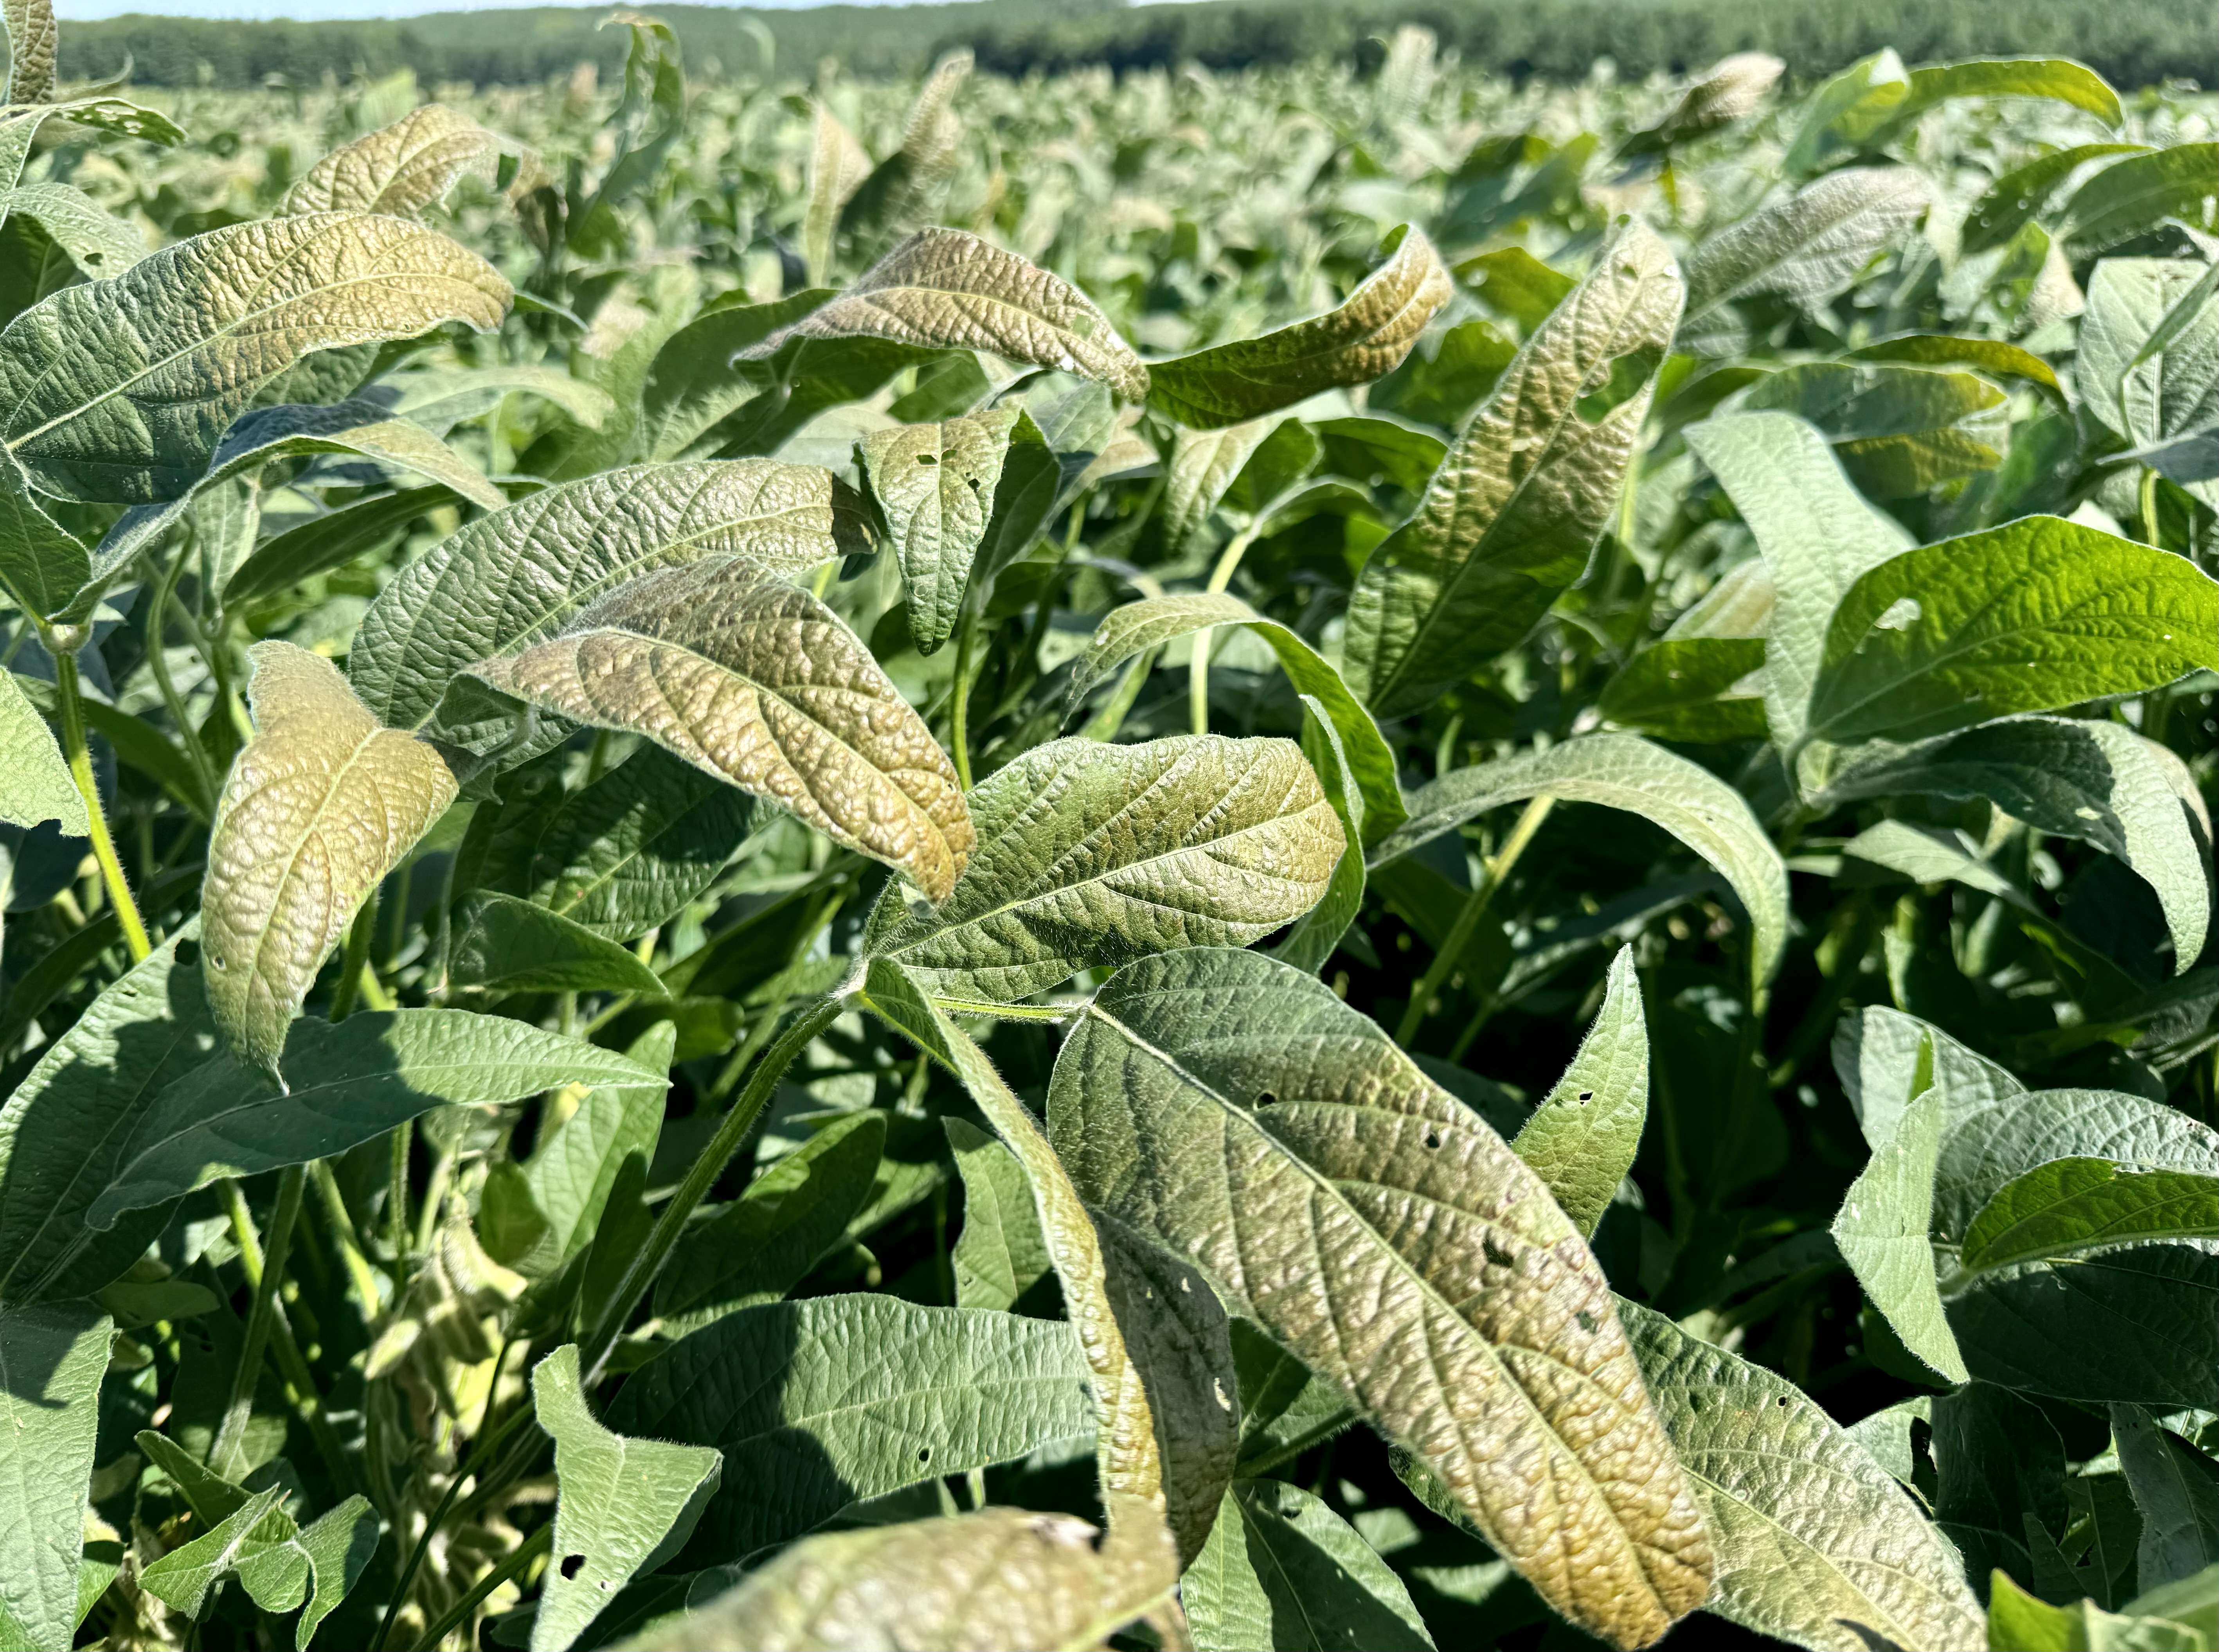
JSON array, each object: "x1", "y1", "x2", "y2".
[
  {"x1": 329, "y1": 890, "x2": 381, "y2": 1023},
  {"x1": 143, "y1": 547, "x2": 221, "y2": 816},
  {"x1": 1393, "y1": 795, "x2": 1555, "y2": 1047},
  {"x1": 405, "y1": 1524, "x2": 551, "y2": 1652},
  {"x1": 371, "y1": 1404, "x2": 536, "y2": 1652},
  {"x1": 212, "y1": 1168, "x2": 306, "y2": 1478},
  {"x1": 388, "y1": 1119, "x2": 412, "y2": 1268},
  {"x1": 949, "y1": 601, "x2": 980, "y2": 791},
  {"x1": 1190, "y1": 520, "x2": 1263, "y2": 738},
  {"x1": 49, "y1": 647, "x2": 151, "y2": 962},
  {"x1": 1079, "y1": 646, "x2": 1156, "y2": 742},
  {"x1": 581, "y1": 994, "x2": 846, "y2": 1382},
  {"x1": 2141, "y1": 466, "x2": 2162, "y2": 547},
  {"x1": 309, "y1": 1159, "x2": 385, "y2": 1320}
]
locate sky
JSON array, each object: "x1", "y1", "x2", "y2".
[{"x1": 52, "y1": 0, "x2": 904, "y2": 19}]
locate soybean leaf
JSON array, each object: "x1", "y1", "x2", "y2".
[
  {"x1": 368, "y1": 364, "x2": 615, "y2": 438},
  {"x1": 1740, "y1": 362, "x2": 2006, "y2": 498},
  {"x1": 1373, "y1": 732, "x2": 1790, "y2": 982},
  {"x1": 1846, "y1": 333, "x2": 2061, "y2": 394},
  {"x1": 1231, "y1": 1319, "x2": 1356, "y2": 1475},
  {"x1": 741, "y1": 228, "x2": 1149, "y2": 401},
  {"x1": 0, "y1": 213, "x2": 510, "y2": 502},
  {"x1": 202, "y1": 642, "x2": 459, "y2": 1082},
  {"x1": 0, "y1": 667, "x2": 82, "y2": 833},
  {"x1": 1931, "y1": 1383, "x2": 2069, "y2": 1595},
  {"x1": 1147, "y1": 226, "x2": 1451, "y2": 428},
  {"x1": 2, "y1": 0, "x2": 54, "y2": 101},
  {"x1": 603, "y1": 1295, "x2": 1096, "y2": 1566},
  {"x1": 1346, "y1": 218, "x2": 1682, "y2": 717},
  {"x1": 836, "y1": 48, "x2": 973, "y2": 245},
  {"x1": 448, "y1": 893, "x2": 668, "y2": 997},
  {"x1": 2064, "y1": 146, "x2": 2219, "y2": 256},
  {"x1": 2079, "y1": 259, "x2": 2219, "y2": 455},
  {"x1": 1047, "y1": 947, "x2": 1715, "y2": 1650},
  {"x1": 1896, "y1": 57, "x2": 2121, "y2": 126},
  {"x1": 1619, "y1": 52, "x2": 1783, "y2": 156},
  {"x1": 1832, "y1": 1008, "x2": 2023, "y2": 1154},
  {"x1": 282, "y1": 104, "x2": 503, "y2": 216},
  {"x1": 944, "y1": 1116, "x2": 1053, "y2": 1314},
  {"x1": 1831, "y1": 1088, "x2": 1970, "y2": 1384},
  {"x1": 801, "y1": 101, "x2": 870, "y2": 284},
  {"x1": 1986, "y1": 1570, "x2": 2208, "y2": 1651},
  {"x1": 1684, "y1": 410, "x2": 1911, "y2": 747},
  {"x1": 0, "y1": 182, "x2": 143, "y2": 276},
  {"x1": 858, "y1": 404, "x2": 1020, "y2": 653},
  {"x1": 1269, "y1": 693, "x2": 1368, "y2": 973},
  {"x1": 1961, "y1": 142, "x2": 2149, "y2": 254},
  {"x1": 1457, "y1": 245, "x2": 1577, "y2": 331},
  {"x1": 1619, "y1": 1300, "x2": 1985, "y2": 1652},
  {"x1": 1183, "y1": 1479, "x2": 1436, "y2": 1652},
  {"x1": 1161, "y1": 419, "x2": 1276, "y2": 550},
  {"x1": 1957, "y1": 1160, "x2": 2219, "y2": 1277},
  {"x1": 1805, "y1": 516, "x2": 2219, "y2": 746},
  {"x1": 84, "y1": 1007, "x2": 666, "y2": 1226},
  {"x1": 1068, "y1": 594, "x2": 1405, "y2": 842},
  {"x1": 349, "y1": 458, "x2": 872, "y2": 739},
  {"x1": 262, "y1": 1497, "x2": 380, "y2": 1649},
  {"x1": 2111, "y1": 1406, "x2": 2219, "y2": 1591},
  {"x1": 1679, "y1": 168, "x2": 1929, "y2": 339},
  {"x1": 222, "y1": 484, "x2": 455, "y2": 609},
  {"x1": 653, "y1": 1110, "x2": 885, "y2": 1332},
  {"x1": 622, "y1": 1501, "x2": 1179, "y2": 1652},
  {"x1": 139, "y1": 1485, "x2": 290, "y2": 1619},
  {"x1": 860, "y1": 733, "x2": 1342, "y2": 1003},
  {"x1": 532, "y1": 1344, "x2": 722, "y2": 1652},
  {"x1": 2120, "y1": 1568, "x2": 2219, "y2": 1645},
  {"x1": 1513, "y1": 947, "x2": 1647, "y2": 1237},
  {"x1": 0, "y1": 1301, "x2": 111, "y2": 1652},
  {"x1": 0, "y1": 448, "x2": 87, "y2": 620},
  {"x1": 467, "y1": 555, "x2": 972, "y2": 902},
  {"x1": 1597, "y1": 637, "x2": 1769, "y2": 742}
]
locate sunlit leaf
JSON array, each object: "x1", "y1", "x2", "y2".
[
  {"x1": 858, "y1": 404, "x2": 1020, "y2": 653},
  {"x1": 1513, "y1": 947, "x2": 1647, "y2": 1237},
  {"x1": 1184, "y1": 1479, "x2": 1436, "y2": 1652},
  {"x1": 0, "y1": 666, "x2": 83, "y2": 834},
  {"x1": 1679, "y1": 168, "x2": 1929, "y2": 341},
  {"x1": 1832, "y1": 1088, "x2": 1970, "y2": 1384},
  {"x1": 283, "y1": 104, "x2": 504, "y2": 217}
]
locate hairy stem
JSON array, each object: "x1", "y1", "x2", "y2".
[
  {"x1": 581, "y1": 993, "x2": 846, "y2": 1381},
  {"x1": 49, "y1": 646, "x2": 152, "y2": 962},
  {"x1": 1393, "y1": 795, "x2": 1555, "y2": 1047},
  {"x1": 2141, "y1": 465, "x2": 2162, "y2": 547},
  {"x1": 212, "y1": 1167, "x2": 306, "y2": 1478},
  {"x1": 949, "y1": 600, "x2": 980, "y2": 791},
  {"x1": 329, "y1": 890, "x2": 382, "y2": 1023},
  {"x1": 405, "y1": 1523, "x2": 551, "y2": 1652},
  {"x1": 142, "y1": 546, "x2": 221, "y2": 816}
]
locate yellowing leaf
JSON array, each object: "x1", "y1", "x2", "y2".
[
  {"x1": 863, "y1": 734, "x2": 1342, "y2": 1003},
  {"x1": 202, "y1": 643, "x2": 460, "y2": 1083},
  {"x1": 1148, "y1": 227, "x2": 1452, "y2": 427},
  {"x1": 1346, "y1": 219, "x2": 1683, "y2": 718},
  {"x1": 469, "y1": 556, "x2": 972, "y2": 902},
  {"x1": 1050, "y1": 947, "x2": 1715, "y2": 1650},
  {"x1": 0, "y1": 213, "x2": 511, "y2": 502},
  {"x1": 858, "y1": 405, "x2": 1020, "y2": 653},
  {"x1": 282, "y1": 104, "x2": 504, "y2": 217},
  {"x1": 743, "y1": 228, "x2": 1149, "y2": 401}
]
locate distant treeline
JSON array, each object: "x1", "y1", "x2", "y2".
[{"x1": 58, "y1": 0, "x2": 2219, "y2": 90}]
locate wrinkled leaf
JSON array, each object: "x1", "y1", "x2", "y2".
[
  {"x1": 283, "y1": 104, "x2": 503, "y2": 216},
  {"x1": 858, "y1": 405, "x2": 1019, "y2": 653},
  {"x1": 1513, "y1": 947, "x2": 1647, "y2": 1237},
  {"x1": 0, "y1": 667, "x2": 82, "y2": 834},
  {"x1": 1680, "y1": 168, "x2": 1929, "y2": 337}
]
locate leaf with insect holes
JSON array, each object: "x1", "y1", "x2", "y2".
[
  {"x1": 531, "y1": 1344, "x2": 722, "y2": 1652},
  {"x1": 283, "y1": 104, "x2": 504, "y2": 217},
  {"x1": 862, "y1": 734, "x2": 1342, "y2": 1004},
  {"x1": 622, "y1": 1500, "x2": 1181, "y2": 1652},
  {"x1": 0, "y1": 183, "x2": 143, "y2": 276},
  {"x1": 1514, "y1": 947, "x2": 1648, "y2": 1237},
  {"x1": 741, "y1": 228, "x2": 1148, "y2": 401},
  {"x1": 0, "y1": 212, "x2": 510, "y2": 502},
  {"x1": 1345, "y1": 218, "x2": 1683, "y2": 718},
  {"x1": 469, "y1": 555, "x2": 971, "y2": 902},
  {"x1": 1805, "y1": 516, "x2": 2219, "y2": 746},
  {"x1": 1049, "y1": 946, "x2": 1714, "y2": 1650},
  {"x1": 1148, "y1": 227, "x2": 1451, "y2": 428},
  {"x1": 201, "y1": 642, "x2": 459, "y2": 1083},
  {"x1": 350, "y1": 460, "x2": 873, "y2": 741},
  {"x1": 859, "y1": 404, "x2": 1020, "y2": 653}
]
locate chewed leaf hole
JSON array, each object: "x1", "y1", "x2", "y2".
[
  {"x1": 1483, "y1": 1235, "x2": 1515, "y2": 1268},
  {"x1": 1256, "y1": 1090, "x2": 1277, "y2": 1107},
  {"x1": 1424, "y1": 1131, "x2": 1442, "y2": 1149},
  {"x1": 1577, "y1": 1091, "x2": 1593, "y2": 1102},
  {"x1": 560, "y1": 1554, "x2": 586, "y2": 1580},
  {"x1": 918, "y1": 1446, "x2": 932, "y2": 1463},
  {"x1": 916, "y1": 453, "x2": 938, "y2": 466}
]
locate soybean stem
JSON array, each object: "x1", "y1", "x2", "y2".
[
  {"x1": 1393, "y1": 795, "x2": 1555, "y2": 1047},
  {"x1": 212, "y1": 1167, "x2": 307, "y2": 1478},
  {"x1": 49, "y1": 647, "x2": 151, "y2": 962},
  {"x1": 404, "y1": 1524, "x2": 551, "y2": 1652},
  {"x1": 949, "y1": 601, "x2": 980, "y2": 791}
]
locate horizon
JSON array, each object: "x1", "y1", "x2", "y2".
[{"x1": 53, "y1": 0, "x2": 994, "y2": 19}]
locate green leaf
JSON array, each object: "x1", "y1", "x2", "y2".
[
  {"x1": 282, "y1": 104, "x2": 502, "y2": 216},
  {"x1": 653, "y1": 1110, "x2": 886, "y2": 1331},
  {"x1": 1147, "y1": 226, "x2": 1451, "y2": 428},
  {"x1": 944, "y1": 1116, "x2": 1052, "y2": 1313},
  {"x1": 1269, "y1": 693, "x2": 1368, "y2": 973},
  {"x1": 1513, "y1": 947, "x2": 1647, "y2": 1237},
  {"x1": 1231, "y1": 1319, "x2": 1355, "y2": 1474},
  {"x1": 1619, "y1": 52, "x2": 1783, "y2": 155},
  {"x1": 1619, "y1": 1299, "x2": 1986, "y2": 1652},
  {"x1": 221, "y1": 484, "x2": 454, "y2": 609},
  {"x1": 0, "y1": 667, "x2": 83, "y2": 834},
  {"x1": 620, "y1": 1501, "x2": 1179, "y2": 1652},
  {"x1": 1047, "y1": 946, "x2": 1714, "y2": 1650},
  {"x1": 1740, "y1": 362, "x2": 2006, "y2": 498},
  {"x1": 1962, "y1": 143, "x2": 2149, "y2": 255},
  {"x1": 0, "y1": 449, "x2": 88, "y2": 620},
  {"x1": 1597, "y1": 637, "x2": 1768, "y2": 742},
  {"x1": 1832, "y1": 1008, "x2": 2023, "y2": 1154},
  {"x1": 2064, "y1": 146, "x2": 2219, "y2": 257},
  {"x1": 0, "y1": 1301, "x2": 111, "y2": 1652},
  {"x1": 1847, "y1": 334, "x2": 2061, "y2": 394},
  {"x1": 139, "y1": 1485, "x2": 290, "y2": 1619},
  {"x1": 448, "y1": 893, "x2": 669, "y2": 997},
  {"x1": 858, "y1": 404, "x2": 1020, "y2": 653},
  {"x1": 1373, "y1": 732, "x2": 1790, "y2": 982},
  {"x1": 743, "y1": 228, "x2": 1148, "y2": 401},
  {"x1": 139, "y1": 1464, "x2": 378, "y2": 1652},
  {"x1": 1183, "y1": 1479, "x2": 1436, "y2": 1652},
  {"x1": 349, "y1": 458, "x2": 873, "y2": 740},
  {"x1": 268, "y1": 1497, "x2": 381, "y2": 1648},
  {"x1": 1684, "y1": 410, "x2": 1911, "y2": 746},
  {"x1": 532, "y1": 1343, "x2": 722, "y2": 1652},
  {"x1": 1161, "y1": 419, "x2": 1276, "y2": 550},
  {"x1": 0, "y1": 182, "x2": 144, "y2": 277},
  {"x1": 2, "y1": 0, "x2": 54, "y2": 102},
  {"x1": 1346, "y1": 218, "x2": 1682, "y2": 718},
  {"x1": 83, "y1": 1005, "x2": 664, "y2": 1226},
  {"x1": 202, "y1": 642, "x2": 459, "y2": 1083},
  {"x1": 1988, "y1": 1569, "x2": 2209, "y2": 1652},
  {"x1": 482, "y1": 1024, "x2": 671, "y2": 1279},
  {"x1": 860, "y1": 733, "x2": 1342, "y2": 1004},
  {"x1": 2122, "y1": 1568, "x2": 2219, "y2": 1648},
  {"x1": 471, "y1": 741, "x2": 750, "y2": 944},
  {"x1": 1933, "y1": 1382, "x2": 2069, "y2": 1600},
  {"x1": 1680, "y1": 168, "x2": 1929, "y2": 336},
  {"x1": 1067, "y1": 595, "x2": 1406, "y2": 843},
  {"x1": 1958, "y1": 1160, "x2": 2219, "y2": 1278},
  {"x1": 2079, "y1": 259, "x2": 2219, "y2": 453},
  {"x1": 603, "y1": 1296, "x2": 1096, "y2": 1565},
  {"x1": 1779, "y1": 51, "x2": 1911, "y2": 177},
  {"x1": 1456, "y1": 244, "x2": 1577, "y2": 331},
  {"x1": 1807, "y1": 517, "x2": 2219, "y2": 746},
  {"x1": 1832, "y1": 1087, "x2": 1970, "y2": 1384},
  {"x1": 467, "y1": 555, "x2": 972, "y2": 902},
  {"x1": 0, "y1": 213, "x2": 510, "y2": 503},
  {"x1": 373, "y1": 364, "x2": 615, "y2": 438},
  {"x1": 2113, "y1": 1407, "x2": 2219, "y2": 1592}
]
